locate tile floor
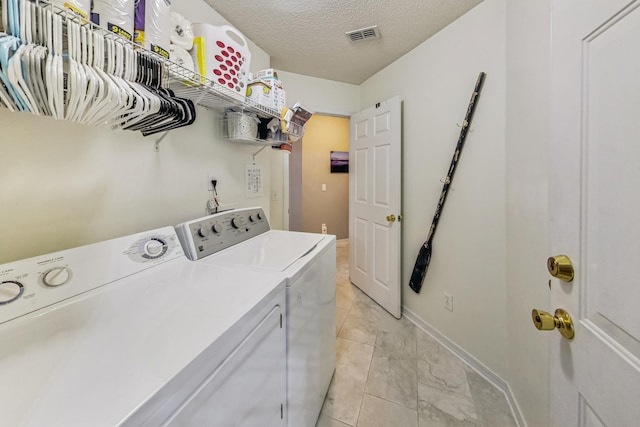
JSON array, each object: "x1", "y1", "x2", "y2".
[{"x1": 316, "y1": 240, "x2": 518, "y2": 427}]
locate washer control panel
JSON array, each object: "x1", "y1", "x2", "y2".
[
  {"x1": 175, "y1": 207, "x2": 270, "y2": 261},
  {"x1": 0, "y1": 227, "x2": 183, "y2": 324}
]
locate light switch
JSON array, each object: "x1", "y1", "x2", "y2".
[{"x1": 322, "y1": 184, "x2": 326, "y2": 191}]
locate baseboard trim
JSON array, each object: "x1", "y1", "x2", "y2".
[{"x1": 402, "y1": 305, "x2": 527, "y2": 427}]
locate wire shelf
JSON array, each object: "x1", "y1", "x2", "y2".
[
  {"x1": 32, "y1": 0, "x2": 281, "y2": 120},
  {"x1": 166, "y1": 64, "x2": 280, "y2": 118}
]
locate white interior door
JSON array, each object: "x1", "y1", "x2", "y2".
[
  {"x1": 349, "y1": 96, "x2": 401, "y2": 318},
  {"x1": 549, "y1": 1, "x2": 640, "y2": 425}
]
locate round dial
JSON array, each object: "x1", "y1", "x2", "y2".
[
  {"x1": 230, "y1": 218, "x2": 240, "y2": 229},
  {"x1": 256, "y1": 212, "x2": 263, "y2": 220},
  {"x1": 42, "y1": 266, "x2": 72, "y2": 287},
  {"x1": 198, "y1": 226, "x2": 210, "y2": 238},
  {"x1": 143, "y1": 240, "x2": 165, "y2": 258},
  {"x1": 0, "y1": 280, "x2": 24, "y2": 305},
  {"x1": 249, "y1": 215, "x2": 256, "y2": 223},
  {"x1": 212, "y1": 224, "x2": 222, "y2": 234}
]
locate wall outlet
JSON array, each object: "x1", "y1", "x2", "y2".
[
  {"x1": 271, "y1": 190, "x2": 279, "y2": 201},
  {"x1": 321, "y1": 223, "x2": 328, "y2": 234},
  {"x1": 444, "y1": 292, "x2": 453, "y2": 311},
  {"x1": 207, "y1": 174, "x2": 217, "y2": 191}
]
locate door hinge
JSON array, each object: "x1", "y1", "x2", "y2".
[
  {"x1": 280, "y1": 313, "x2": 283, "y2": 328},
  {"x1": 281, "y1": 403, "x2": 284, "y2": 419}
]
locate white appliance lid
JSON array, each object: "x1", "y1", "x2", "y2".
[
  {"x1": 207, "y1": 230, "x2": 326, "y2": 272},
  {"x1": 0, "y1": 260, "x2": 283, "y2": 427}
]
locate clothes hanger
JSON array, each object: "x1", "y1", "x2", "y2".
[
  {"x1": 0, "y1": 35, "x2": 29, "y2": 111},
  {"x1": 9, "y1": 44, "x2": 40, "y2": 114}
]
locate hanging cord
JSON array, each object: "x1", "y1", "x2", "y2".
[{"x1": 211, "y1": 180, "x2": 219, "y2": 213}]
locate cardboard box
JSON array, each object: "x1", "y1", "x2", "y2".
[
  {"x1": 273, "y1": 85, "x2": 286, "y2": 112},
  {"x1": 253, "y1": 68, "x2": 278, "y2": 81}
]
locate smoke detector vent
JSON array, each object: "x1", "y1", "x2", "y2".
[{"x1": 346, "y1": 25, "x2": 380, "y2": 42}]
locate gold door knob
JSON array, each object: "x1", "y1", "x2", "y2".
[
  {"x1": 386, "y1": 214, "x2": 396, "y2": 222},
  {"x1": 531, "y1": 308, "x2": 575, "y2": 339},
  {"x1": 547, "y1": 255, "x2": 574, "y2": 282}
]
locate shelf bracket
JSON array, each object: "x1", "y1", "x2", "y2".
[
  {"x1": 154, "y1": 91, "x2": 207, "y2": 152},
  {"x1": 154, "y1": 131, "x2": 170, "y2": 152},
  {"x1": 252, "y1": 145, "x2": 269, "y2": 163}
]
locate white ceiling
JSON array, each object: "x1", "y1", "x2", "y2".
[{"x1": 204, "y1": 0, "x2": 483, "y2": 85}]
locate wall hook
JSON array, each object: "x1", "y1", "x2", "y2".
[{"x1": 456, "y1": 120, "x2": 474, "y2": 132}]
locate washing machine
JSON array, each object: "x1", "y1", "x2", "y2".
[
  {"x1": 0, "y1": 226, "x2": 286, "y2": 427},
  {"x1": 176, "y1": 207, "x2": 336, "y2": 427}
]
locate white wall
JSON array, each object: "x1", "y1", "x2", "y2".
[
  {"x1": 505, "y1": 1, "x2": 551, "y2": 425},
  {"x1": 360, "y1": 0, "x2": 508, "y2": 378},
  {"x1": 0, "y1": 1, "x2": 282, "y2": 263},
  {"x1": 276, "y1": 71, "x2": 360, "y2": 117}
]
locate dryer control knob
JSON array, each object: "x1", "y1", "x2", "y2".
[
  {"x1": 143, "y1": 240, "x2": 165, "y2": 258},
  {"x1": 230, "y1": 218, "x2": 240, "y2": 229},
  {"x1": 198, "y1": 227, "x2": 210, "y2": 238},
  {"x1": 256, "y1": 212, "x2": 263, "y2": 220},
  {"x1": 42, "y1": 266, "x2": 72, "y2": 287},
  {"x1": 212, "y1": 224, "x2": 222, "y2": 234},
  {"x1": 0, "y1": 280, "x2": 24, "y2": 304},
  {"x1": 249, "y1": 215, "x2": 256, "y2": 223}
]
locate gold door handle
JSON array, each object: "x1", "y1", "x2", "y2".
[
  {"x1": 531, "y1": 308, "x2": 575, "y2": 339},
  {"x1": 386, "y1": 214, "x2": 396, "y2": 222},
  {"x1": 547, "y1": 255, "x2": 574, "y2": 282}
]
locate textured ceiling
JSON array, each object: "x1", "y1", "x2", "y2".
[{"x1": 203, "y1": 0, "x2": 483, "y2": 84}]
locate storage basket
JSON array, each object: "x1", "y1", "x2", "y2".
[
  {"x1": 191, "y1": 23, "x2": 252, "y2": 100},
  {"x1": 226, "y1": 112, "x2": 258, "y2": 140}
]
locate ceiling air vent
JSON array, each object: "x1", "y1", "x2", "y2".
[{"x1": 346, "y1": 25, "x2": 380, "y2": 42}]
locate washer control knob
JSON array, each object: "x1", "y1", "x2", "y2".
[
  {"x1": 0, "y1": 280, "x2": 24, "y2": 304},
  {"x1": 212, "y1": 224, "x2": 222, "y2": 234},
  {"x1": 143, "y1": 240, "x2": 165, "y2": 258},
  {"x1": 256, "y1": 212, "x2": 263, "y2": 220},
  {"x1": 198, "y1": 227, "x2": 210, "y2": 238},
  {"x1": 230, "y1": 218, "x2": 240, "y2": 229},
  {"x1": 42, "y1": 267, "x2": 72, "y2": 287},
  {"x1": 249, "y1": 215, "x2": 256, "y2": 223}
]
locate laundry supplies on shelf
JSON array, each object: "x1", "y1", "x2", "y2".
[
  {"x1": 134, "y1": 0, "x2": 171, "y2": 59},
  {"x1": 91, "y1": 0, "x2": 136, "y2": 41},
  {"x1": 51, "y1": 0, "x2": 90, "y2": 21},
  {"x1": 0, "y1": 0, "x2": 195, "y2": 136},
  {"x1": 170, "y1": 11, "x2": 194, "y2": 51},
  {"x1": 190, "y1": 23, "x2": 251, "y2": 100}
]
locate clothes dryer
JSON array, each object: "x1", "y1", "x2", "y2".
[{"x1": 0, "y1": 227, "x2": 286, "y2": 427}]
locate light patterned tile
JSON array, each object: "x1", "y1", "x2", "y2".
[
  {"x1": 416, "y1": 329, "x2": 478, "y2": 422},
  {"x1": 321, "y1": 337, "x2": 374, "y2": 426},
  {"x1": 418, "y1": 400, "x2": 478, "y2": 427},
  {"x1": 338, "y1": 298, "x2": 383, "y2": 346},
  {"x1": 365, "y1": 314, "x2": 418, "y2": 408},
  {"x1": 336, "y1": 283, "x2": 357, "y2": 309},
  {"x1": 336, "y1": 306, "x2": 349, "y2": 335},
  {"x1": 465, "y1": 369, "x2": 517, "y2": 427},
  {"x1": 316, "y1": 413, "x2": 353, "y2": 427},
  {"x1": 377, "y1": 314, "x2": 417, "y2": 357},
  {"x1": 356, "y1": 393, "x2": 418, "y2": 427},
  {"x1": 365, "y1": 352, "x2": 418, "y2": 410}
]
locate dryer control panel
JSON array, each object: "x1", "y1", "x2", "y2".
[{"x1": 175, "y1": 207, "x2": 270, "y2": 261}]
